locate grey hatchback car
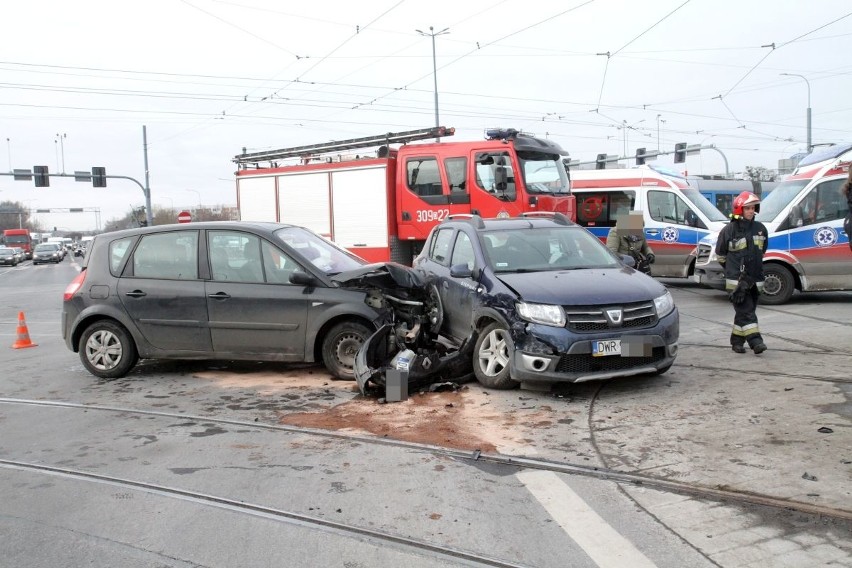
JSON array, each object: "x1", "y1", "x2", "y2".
[{"x1": 62, "y1": 222, "x2": 380, "y2": 379}]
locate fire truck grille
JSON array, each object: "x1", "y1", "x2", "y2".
[
  {"x1": 555, "y1": 347, "x2": 667, "y2": 373},
  {"x1": 564, "y1": 301, "x2": 657, "y2": 332}
]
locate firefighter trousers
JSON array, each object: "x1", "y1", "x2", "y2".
[{"x1": 731, "y1": 286, "x2": 763, "y2": 347}]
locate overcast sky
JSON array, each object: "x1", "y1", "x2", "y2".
[{"x1": 1, "y1": 0, "x2": 850, "y2": 231}]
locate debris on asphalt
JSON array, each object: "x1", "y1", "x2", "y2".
[
  {"x1": 817, "y1": 427, "x2": 834, "y2": 433},
  {"x1": 802, "y1": 472, "x2": 818, "y2": 481}
]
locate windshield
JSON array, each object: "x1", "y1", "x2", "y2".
[
  {"x1": 481, "y1": 226, "x2": 619, "y2": 273},
  {"x1": 517, "y1": 151, "x2": 571, "y2": 194},
  {"x1": 680, "y1": 187, "x2": 728, "y2": 222},
  {"x1": 4, "y1": 235, "x2": 29, "y2": 244},
  {"x1": 757, "y1": 179, "x2": 810, "y2": 222},
  {"x1": 35, "y1": 244, "x2": 57, "y2": 251},
  {"x1": 273, "y1": 226, "x2": 365, "y2": 275}
]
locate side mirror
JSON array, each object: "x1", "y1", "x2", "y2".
[
  {"x1": 790, "y1": 205, "x2": 804, "y2": 227},
  {"x1": 494, "y1": 165, "x2": 508, "y2": 192},
  {"x1": 620, "y1": 254, "x2": 636, "y2": 268},
  {"x1": 289, "y1": 271, "x2": 317, "y2": 286},
  {"x1": 450, "y1": 263, "x2": 473, "y2": 278}
]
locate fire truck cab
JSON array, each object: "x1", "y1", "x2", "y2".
[{"x1": 234, "y1": 127, "x2": 575, "y2": 263}]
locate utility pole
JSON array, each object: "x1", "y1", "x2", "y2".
[
  {"x1": 142, "y1": 125, "x2": 153, "y2": 226},
  {"x1": 416, "y1": 26, "x2": 449, "y2": 142},
  {"x1": 55, "y1": 133, "x2": 67, "y2": 174},
  {"x1": 780, "y1": 73, "x2": 812, "y2": 153}
]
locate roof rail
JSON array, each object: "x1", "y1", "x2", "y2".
[
  {"x1": 518, "y1": 211, "x2": 573, "y2": 226},
  {"x1": 445, "y1": 213, "x2": 485, "y2": 229},
  {"x1": 234, "y1": 126, "x2": 455, "y2": 165}
]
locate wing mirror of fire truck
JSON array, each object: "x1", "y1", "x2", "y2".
[{"x1": 494, "y1": 164, "x2": 508, "y2": 191}]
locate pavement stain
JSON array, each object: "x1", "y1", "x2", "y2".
[{"x1": 278, "y1": 390, "x2": 502, "y2": 452}]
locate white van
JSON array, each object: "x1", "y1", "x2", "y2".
[
  {"x1": 570, "y1": 166, "x2": 728, "y2": 277},
  {"x1": 694, "y1": 144, "x2": 851, "y2": 304}
]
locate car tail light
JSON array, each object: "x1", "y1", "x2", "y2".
[{"x1": 63, "y1": 270, "x2": 86, "y2": 301}]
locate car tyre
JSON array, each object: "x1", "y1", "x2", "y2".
[
  {"x1": 321, "y1": 321, "x2": 371, "y2": 381},
  {"x1": 473, "y1": 322, "x2": 517, "y2": 390},
  {"x1": 759, "y1": 264, "x2": 794, "y2": 305},
  {"x1": 79, "y1": 320, "x2": 138, "y2": 379}
]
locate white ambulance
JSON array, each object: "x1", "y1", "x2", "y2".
[
  {"x1": 693, "y1": 144, "x2": 852, "y2": 304},
  {"x1": 570, "y1": 166, "x2": 728, "y2": 277}
]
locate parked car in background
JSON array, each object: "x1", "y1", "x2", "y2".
[
  {"x1": 356, "y1": 213, "x2": 679, "y2": 392},
  {"x1": 0, "y1": 247, "x2": 19, "y2": 266},
  {"x1": 9, "y1": 247, "x2": 25, "y2": 264},
  {"x1": 62, "y1": 222, "x2": 383, "y2": 380},
  {"x1": 33, "y1": 243, "x2": 63, "y2": 265}
]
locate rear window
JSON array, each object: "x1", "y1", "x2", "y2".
[{"x1": 109, "y1": 238, "x2": 134, "y2": 274}]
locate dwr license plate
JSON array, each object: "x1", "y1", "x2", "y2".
[{"x1": 592, "y1": 339, "x2": 621, "y2": 357}]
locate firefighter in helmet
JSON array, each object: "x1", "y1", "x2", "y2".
[
  {"x1": 607, "y1": 211, "x2": 655, "y2": 274},
  {"x1": 715, "y1": 191, "x2": 768, "y2": 354}
]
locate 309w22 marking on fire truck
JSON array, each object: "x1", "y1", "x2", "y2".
[{"x1": 415, "y1": 209, "x2": 450, "y2": 222}]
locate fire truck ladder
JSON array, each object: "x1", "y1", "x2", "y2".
[{"x1": 233, "y1": 126, "x2": 455, "y2": 166}]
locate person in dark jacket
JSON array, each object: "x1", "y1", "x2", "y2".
[
  {"x1": 607, "y1": 211, "x2": 655, "y2": 274},
  {"x1": 715, "y1": 191, "x2": 768, "y2": 354}
]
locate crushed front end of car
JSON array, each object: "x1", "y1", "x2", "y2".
[{"x1": 333, "y1": 262, "x2": 472, "y2": 396}]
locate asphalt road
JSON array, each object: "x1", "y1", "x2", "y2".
[{"x1": 0, "y1": 258, "x2": 849, "y2": 567}]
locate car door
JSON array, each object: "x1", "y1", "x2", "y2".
[
  {"x1": 787, "y1": 178, "x2": 850, "y2": 288},
  {"x1": 116, "y1": 230, "x2": 213, "y2": 352},
  {"x1": 645, "y1": 189, "x2": 701, "y2": 277},
  {"x1": 204, "y1": 230, "x2": 308, "y2": 358}
]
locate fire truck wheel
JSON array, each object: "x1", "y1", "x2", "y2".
[
  {"x1": 473, "y1": 322, "x2": 518, "y2": 390},
  {"x1": 321, "y1": 321, "x2": 371, "y2": 381},
  {"x1": 759, "y1": 264, "x2": 794, "y2": 305}
]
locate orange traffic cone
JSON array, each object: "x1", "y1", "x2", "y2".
[{"x1": 11, "y1": 311, "x2": 37, "y2": 349}]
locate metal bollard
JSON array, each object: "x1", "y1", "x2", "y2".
[{"x1": 385, "y1": 369, "x2": 409, "y2": 402}]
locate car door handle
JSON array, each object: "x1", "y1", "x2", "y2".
[
  {"x1": 125, "y1": 290, "x2": 147, "y2": 297},
  {"x1": 208, "y1": 292, "x2": 231, "y2": 299}
]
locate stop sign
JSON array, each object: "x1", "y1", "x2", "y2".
[{"x1": 177, "y1": 210, "x2": 192, "y2": 223}]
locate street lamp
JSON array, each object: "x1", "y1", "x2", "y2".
[
  {"x1": 618, "y1": 119, "x2": 645, "y2": 157},
  {"x1": 5, "y1": 138, "x2": 10, "y2": 173},
  {"x1": 186, "y1": 189, "x2": 202, "y2": 209},
  {"x1": 416, "y1": 26, "x2": 449, "y2": 142},
  {"x1": 55, "y1": 133, "x2": 67, "y2": 174},
  {"x1": 780, "y1": 73, "x2": 812, "y2": 153},
  {"x1": 656, "y1": 114, "x2": 665, "y2": 151}
]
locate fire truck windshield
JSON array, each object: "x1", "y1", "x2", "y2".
[{"x1": 518, "y1": 152, "x2": 570, "y2": 194}]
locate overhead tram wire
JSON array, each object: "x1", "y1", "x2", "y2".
[
  {"x1": 316, "y1": 1, "x2": 596, "y2": 124},
  {"x1": 593, "y1": 0, "x2": 692, "y2": 111}
]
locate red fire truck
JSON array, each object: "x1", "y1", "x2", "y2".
[{"x1": 234, "y1": 126, "x2": 576, "y2": 263}]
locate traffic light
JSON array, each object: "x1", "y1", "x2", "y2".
[
  {"x1": 92, "y1": 166, "x2": 107, "y2": 188},
  {"x1": 636, "y1": 148, "x2": 647, "y2": 166},
  {"x1": 34, "y1": 165, "x2": 50, "y2": 187},
  {"x1": 596, "y1": 153, "x2": 607, "y2": 170},
  {"x1": 674, "y1": 142, "x2": 687, "y2": 164}
]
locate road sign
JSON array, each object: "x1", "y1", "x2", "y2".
[{"x1": 177, "y1": 210, "x2": 192, "y2": 223}]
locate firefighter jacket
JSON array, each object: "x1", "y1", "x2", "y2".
[{"x1": 715, "y1": 217, "x2": 768, "y2": 291}]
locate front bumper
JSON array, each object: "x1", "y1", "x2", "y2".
[{"x1": 508, "y1": 308, "x2": 679, "y2": 384}]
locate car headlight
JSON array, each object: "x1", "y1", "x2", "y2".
[
  {"x1": 654, "y1": 290, "x2": 675, "y2": 318},
  {"x1": 516, "y1": 302, "x2": 566, "y2": 327}
]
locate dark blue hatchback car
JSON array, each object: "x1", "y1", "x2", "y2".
[{"x1": 412, "y1": 213, "x2": 679, "y2": 389}]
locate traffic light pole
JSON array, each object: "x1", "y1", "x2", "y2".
[
  {"x1": 0, "y1": 171, "x2": 153, "y2": 227},
  {"x1": 571, "y1": 144, "x2": 729, "y2": 176}
]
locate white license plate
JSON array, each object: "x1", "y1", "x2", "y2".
[{"x1": 592, "y1": 339, "x2": 621, "y2": 357}]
